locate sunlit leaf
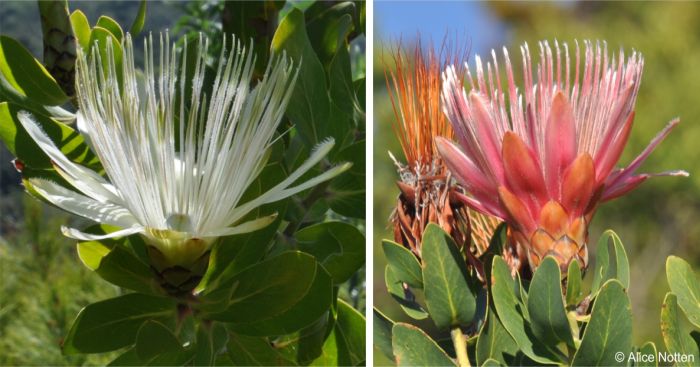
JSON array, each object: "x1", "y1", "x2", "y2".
[
  {"x1": 422, "y1": 223, "x2": 476, "y2": 329},
  {"x1": 228, "y1": 265, "x2": 332, "y2": 336},
  {"x1": 0, "y1": 36, "x2": 68, "y2": 106},
  {"x1": 70, "y1": 10, "x2": 92, "y2": 50},
  {"x1": 382, "y1": 239, "x2": 422, "y2": 288},
  {"x1": 63, "y1": 293, "x2": 177, "y2": 354},
  {"x1": 660, "y1": 293, "x2": 700, "y2": 367},
  {"x1": 591, "y1": 230, "x2": 630, "y2": 296},
  {"x1": 203, "y1": 252, "x2": 318, "y2": 324},
  {"x1": 666, "y1": 256, "x2": 700, "y2": 329},
  {"x1": 385, "y1": 265, "x2": 428, "y2": 320},
  {"x1": 295, "y1": 221, "x2": 365, "y2": 284},
  {"x1": 527, "y1": 257, "x2": 574, "y2": 348},
  {"x1": 326, "y1": 140, "x2": 365, "y2": 218},
  {"x1": 271, "y1": 9, "x2": 333, "y2": 145},
  {"x1": 193, "y1": 322, "x2": 228, "y2": 366},
  {"x1": 572, "y1": 280, "x2": 633, "y2": 366},
  {"x1": 227, "y1": 333, "x2": 295, "y2": 366},
  {"x1": 392, "y1": 322, "x2": 455, "y2": 366},
  {"x1": 490, "y1": 256, "x2": 561, "y2": 364},
  {"x1": 475, "y1": 306, "x2": 519, "y2": 366},
  {"x1": 309, "y1": 299, "x2": 365, "y2": 366},
  {"x1": 373, "y1": 308, "x2": 395, "y2": 362},
  {"x1": 129, "y1": 0, "x2": 147, "y2": 35},
  {"x1": 134, "y1": 320, "x2": 191, "y2": 365}
]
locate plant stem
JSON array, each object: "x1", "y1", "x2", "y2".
[{"x1": 451, "y1": 326, "x2": 470, "y2": 367}]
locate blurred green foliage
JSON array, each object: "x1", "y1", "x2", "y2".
[
  {"x1": 374, "y1": 2, "x2": 700, "y2": 363},
  {"x1": 0, "y1": 196, "x2": 120, "y2": 365}
]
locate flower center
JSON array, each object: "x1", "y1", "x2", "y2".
[{"x1": 143, "y1": 220, "x2": 213, "y2": 269}]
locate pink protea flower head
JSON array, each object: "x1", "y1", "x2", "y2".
[{"x1": 437, "y1": 40, "x2": 688, "y2": 273}]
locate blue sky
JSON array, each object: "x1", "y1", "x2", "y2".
[{"x1": 375, "y1": 1, "x2": 507, "y2": 60}]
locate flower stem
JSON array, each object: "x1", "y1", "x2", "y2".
[{"x1": 451, "y1": 326, "x2": 470, "y2": 367}]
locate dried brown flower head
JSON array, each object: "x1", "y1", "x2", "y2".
[{"x1": 384, "y1": 38, "x2": 508, "y2": 276}]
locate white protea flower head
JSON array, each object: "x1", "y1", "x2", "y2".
[{"x1": 18, "y1": 33, "x2": 350, "y2": 268}]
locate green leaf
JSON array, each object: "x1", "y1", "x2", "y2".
[
  {"x1": 77, "y1": 241, "x2": 162, "y2": 295},
  {"x1": 108, "y1": 348, "x2": 141, "y2": 366},
  {"x1": 386, "y1": 265, "x2": 428, "y2": 320},
  {"x1": 328, "y1": 26, "x2": 360, "y2": 117},
  {"x1": 482, "y1": 359, "x2": 503, "y2": 367},
  {"x1": 479, "y1": 222, "x2": 508, "y2": 285},
  {"x1": 271, "y1": 9, "x2": 333, "y2": 145},
  {"x1": 326, "y1": 140, "x2": 365, "y2": 218},
  {"x1": 566, "y1": 258, "x2": 583, "y2": 307},
  {"x1": 382, "y1": 239, "x2": 423, "y2": 288},
  {"x1": 660, "y1": 293, "x2": 700, "y2": 367},
  {"x1": 528, "y1": 257, "x2": 575, "y2": 348},
  {"x1": 373, "y1": 308, "x2": 395, "y2": 362},
  {"x1": 305, "y1": 2, "x2": 355, "y2": 67},
  {"x1": 309, "y1": 299, "x2": 365, "y2": 366},
  {"x1": 482, "y1": 223, "x2": 508, "y2": 259},
  {"x1": 636, "y1": 342, "x2": 658, "y2": 367},
  {"x1": 334, "y1": 300, "x2": 365, "y2": 365},
  {"x1": 476, "y1": 307, "x2": 519, "y2": 366},
  {"x1": 76, "y1": 241, "x2": 111, "y2": 270},
  {"x1": 490, "y1": 256, "x2": 561, "y2": 364},
  {"x1": 96, "y1": 16, "x2": 124, "y2": 43},
  {"x1": 195, "y1": 216, "x2": 282, "y2": 296},
  {"x1": 324, "y1": 18, "x2": 357, "y2": 148},
  {"x1": 227, "y1": 333, "x2": 295, "y2": 366},
  {"x1": 196, "y1": 163, "x2": 287, "y2": 295},
  {"x1": 422, "y1": 223, "x2": 476, "y2": 329},
  {"x1": 63, "y1": 293, "x2": 177, "y2": 354},
  {"x1": 204, "y1": 252, "x2": 318, "y2": 324},
  {"x1": 134, "y1": 320, "x2": 191, "y2": 366},
  {"x1": 193, "y1": 322, "x2": 228, "y2": 366},
  {"x1": 591, "y1": 230, "x2": 630, "y2": 295},
  {"x1": 274, "y1": 313, "x2": 330, "y2": 365},
  {"x1": 0, "y1": 102, "x2": 99, "y2": 170},
  {"x1": 572, "y1": 280, "x2": 633, "y2": 366},
  {"x1": 308, "y1": 326, "x2": 343, "y2": 366},
  {"x1": 692, "y1": 331, "x2": 700, "y2": 352},
  {"x1": 0, "y1": 35, "x2": 68, "y2": 105},
  {"x1": 129, "y1": 0, "x2": 147, "y2": 35},
  {"x1": 666, "y1": 256, "x2": 700, "y2": 329},
  {"x1": 353, "y1": 77, "x2": 365, "y2": 111},
  {"x1": 88, "y1": 26, "x2": 123, "y2": 87},
  {"x1": 228, "y1": 265, "x2": 333, "y2": 336},
  {"x1": 70, "y1": 10, "x2": 92, "y2": 51},
  {"x1": 391, "y1": 322, "x2": 455, "y2": 366},
  {"x1": 221, "y1": 1, "x2": 282, "y2": 76},
  {"x1": 355, "y1": 0, "x2": 365, "y2": 34},
  {"x1": 295, "y1": 221, "x2": 365, "y2": 284}
]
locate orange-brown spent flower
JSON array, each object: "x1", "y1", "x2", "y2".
[
  {"x1": 385, "y1": 39, "x2": 504, "y2": 272},
  {"x1": 386, "y1": 39, "x2": 453, "y2": 167}
]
